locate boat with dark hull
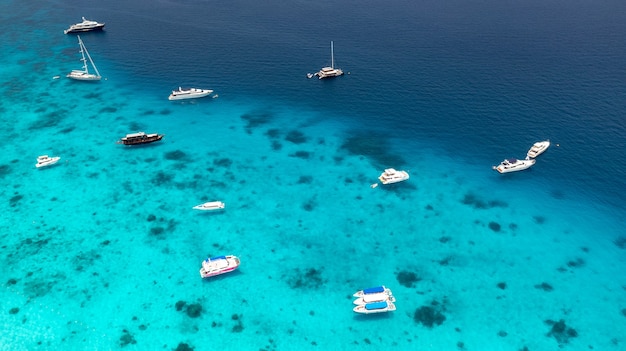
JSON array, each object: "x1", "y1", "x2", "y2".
[
  {"x1": 117, "y1": 132, "x2": 164, "y2": 145},
  {"x1": 64, "y1": 17, "x2": 105, "y2": 34}
]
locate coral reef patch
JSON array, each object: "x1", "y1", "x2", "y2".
[{"x1": 545, "y1": 319, "x2": 578, "y2": 344}]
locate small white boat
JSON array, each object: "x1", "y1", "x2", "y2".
[
  {"x1": 526, "y1": 140, "x2": 550, "y2": 159},
  {"x1": 493, "y1": 158, "x2": 536, "y2": 173},
  {"x1": 168, "y1": 87, "x2": 213, "y2": 101},
  {"x1": 199, "y1": 255, "x2": 240, "y2": 278},
  {"x1": 309, "y1": 41, "x2": 344, "y2": 79},
  {"x1": 67, "y1": 35, "x2": 101, "y2": 81},
  {"x1": 353, "y1": 285, "x2": 393, "y2": 298},
  {"x1": 192, "y1": 201, "x2": 225, "y2": 211},
  {"x1": 378, "y1": 168, "x2": 409, "y2": 184},
  {"x1": 353, "y1": 292, "x2": 397, "y2": 305},
  {"x1": 64, "y1": 17, "x2": 105, "y2": 34},
  {"x1": 353, "y1": 301, "x2": 396, "y2": 314},
  {"x1": 35, "y1": 155, "x2": 61, "y2": 168}
]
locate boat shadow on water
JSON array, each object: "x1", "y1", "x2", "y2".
[
  {"x1": 200, "y1": 269, "x2": 242, "y2": 282},
  {"x1": 352, "y1": 312, "x2": 395, "y2": 321}
]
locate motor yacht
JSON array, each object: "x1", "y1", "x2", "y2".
[
  {"x1": 378, "y1": 168, "x2": 409, "y2": 184},
  {"x1": 199, "y1": 255, "x2": 240, "y2": 278},
  {"x1": 493, "y1": 158, "x2": 535, "y2": 173},
  {"x1": 35, "y1": 155, "x2": 60, "y2": 168},
  {"x1": 168, "y1": 87, "x2": 213, "y2": 101},
  {"x1": 527, "y1": 140, "x2": 550, "y2": 159},
  {"x1": 64, "y1": 17, "x2": 105, "y2": 34}
]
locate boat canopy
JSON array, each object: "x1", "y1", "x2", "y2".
[
  {"x1": 362, "y1": 286, "x2": 385, "y2": 294},
  {"x1": 207, "y1": 255, "x2": 227, "y2": 261},
  {"x1": 365, "y1": 301, "x2": 388, "y2": 310}
]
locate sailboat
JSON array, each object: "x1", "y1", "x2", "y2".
[
  {"x1": 309, "y1": 41, "x2": 344, "y2": 79},
  {"x1": 67, "y1": 35, "x2": 101, "y2": 81}
]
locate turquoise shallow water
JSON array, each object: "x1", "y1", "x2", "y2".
[{"x1": 2, "y1": 1, "x2": 626, "y2": 350}]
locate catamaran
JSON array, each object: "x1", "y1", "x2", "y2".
[
  {"x1": 308, "y1": 41, "x2": 344, "y2": 79},
  {"x1": 67, "y1": 35, "x2": 101, "y2": 81}
]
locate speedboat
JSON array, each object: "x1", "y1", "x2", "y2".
[
  {"x1": 353, "y1": 292, "x2": 397, "y2": 305},
  {"x1": 35, "y1": 155, "x2": 60, "y2": 168},
  {"x1": 378, "y1": 168, "x2": 409, "y2": 184},
  {"x1": 192, "y1": 201, "x2": 225, "y2": 211},
  {"x1": 168, "y1": 87, "x2": 213, "y2": 101},
  {"x1": 353, "y1": 301, "x2": 396, "y2": 314},
  {"x1": 493, "y1": 158, "x2": 536, "y2": 173},
  {"x1": 117, "y1": 132, "x2": 164, "y2": 145},
  {"x1": 64, "y1": 17, "x2": 105, "y2": 34},
  {"x1": 526, "y1": 140, "x2": 550, "y2": 159},
  {"x1": 353, "y1": 285, "x2": 393, "y2": 297},
  {"x1": 199, "y1": 255, "x2": 240, "y2": 278}
]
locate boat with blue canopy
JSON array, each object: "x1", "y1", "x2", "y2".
[
  {"x1": 353, "y1": 301, "x2": 397, "y2": 314},
  {"x1": 353, "y1": 285, "x2": 393, "y2": 297}
]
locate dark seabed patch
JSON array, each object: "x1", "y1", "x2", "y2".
[
  {"x1": 0, "y1": 164, "x2": 12, "y2": 178},
  {"x1": 29, "y1": 109, "x2": 68, "y2": 130},
  {"x1": 119, "y1": 329, "x2": 137, "y2": 347},
  {"x1": 164, "y1": 150, "x2": 188, "y2": 161},
  {"x1": 614, "y1": 237, "x2": 626, "y2": 249},
  {"x1": 414, "y1": 300, "x2": 447, "y2": 328},
  {"x1": 174, "y1": 342, "x2": 195, "y2": 351},
  {"x1": 461, "y1": 192, "x2": 508, "y2": 209},
  {"x1": 340, "y1": 133, "x2": 405, "y2": 167},
  {"x1": 285, "y1": 130, "x2": 307, "y2": 144},
  {"x1": 488, "y1": 221, "x2": 501, "y2": 232},
  {"x1": 396, "y1": 270, "x2": 421, "y2": 288},
  {"x1": 285, "y1": 267, "x2": 326, "y2": 289},
  {"x1": 545, "y1": 319, "x2": 578, "y2": 344},
  {"x1": 289, "y1": 151, "x2": 311, "y2": 159},
  {"x1": 534, "y1": 282, "x2": 553, "y2": 292},
  {"x1": 241, "y1": 110, "x2": 273, "y2": 133},
  {"x1": 99, "y1": 106, "x2": 117, "y2": 114}
]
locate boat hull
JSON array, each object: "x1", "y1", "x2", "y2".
[
  {"x1": 493, "y1": 159, "x2": 536, "y2": 173},
  {"x1": 193, "y1": 201, "x2": 225, "y2": 211},
  {"x1": 64, "y1": 25, "x2": 105, "y2": 34},
  {"x1": 36, "y1": 157, "x2": 60, "y2": 168},
  {"x1": 67, "y1": 72, "x2": 101, "y2": 81},
  {"x1": 378, "y1": 169, "x2": 409, "y2": 184},
  {"x1": 353, "y1": 301, "x2": 396, "y2": 314},
  {"x1": 118, "y1": 134, "x2": 164, "y2": 145},
  {"x1": 353, "y1": 293, "x2": 396, "y2": 305},
  {"x1": 527, "y1": 141, "x2": 550, "y2": 158},
  {"x1": 199, "y1": 255, "x2": 240, "y2": 278},
  {"x1": 168, "y1": 89, "x2": 213, "y2": 101}
]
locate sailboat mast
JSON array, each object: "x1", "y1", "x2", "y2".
[
  {"x1": 330, "y1": 41, "x2": 335, "y2": 69},
  {"x1": 78, "y1": 35, "x2": 101, "y2": 78},
  {"x1": 77, "y1": 36, "x2": 89, "y2": 73}
]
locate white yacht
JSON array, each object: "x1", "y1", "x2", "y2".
[
  {"x1": 310, "y1": 41, "x2": 344, "y2": 79},
  {"x1": 493, "y1": 158, "x2": 536, "y2": 173},
  {"x1": 64, "y1": 17, "x2": 105, "y2": 34},
  {"x1": 192, "y1": 201, "x2": 225, "y2": 211},
  {"x1": 35, "y1": 155, "x2": 60, "y2": 168},
  {"x1": 168, "y1": 87, "x2": 213, "y2": 101},
  {"x1": 67, "y1": 35, "x2": 101, "y2": 81},
  {"x1": 527, "y1": 140, "x2": 550, "y2": 159},
  {"x1": 378, "y1": 168, "x2": 409, "y2": 184}
]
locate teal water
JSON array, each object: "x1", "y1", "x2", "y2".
[{"x1": 1, "y1": 1, "x2": 626, "y2": 350}]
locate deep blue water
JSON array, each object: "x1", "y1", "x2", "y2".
[
  {"x1": 2, "y1": 0, "x2": 626, "y2": 350},
  {"x1": 65, "y1": 0, "x2": 626, "y2": 206}
]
